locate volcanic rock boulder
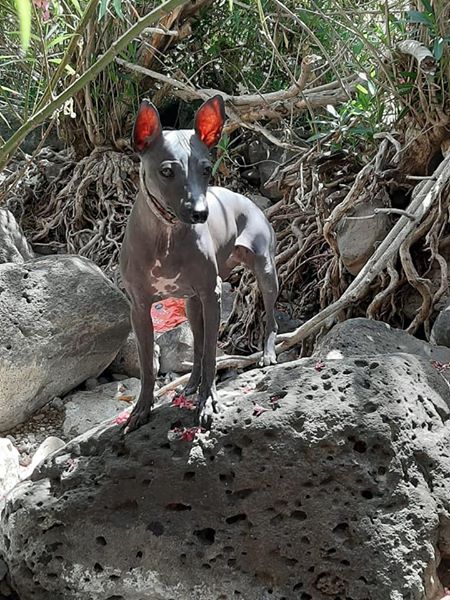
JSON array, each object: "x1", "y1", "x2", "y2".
[
  {"x1": 2, "y1": 348, "x2": 450, "y2": 600},
  {"x1": 314, "y1": 317, "x2": 450, "y2": 364},
  {"x1": 0, "y1": 255, "x2": 130, "y2": 431}
]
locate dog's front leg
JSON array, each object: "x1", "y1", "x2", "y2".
[
  {"x1": 197, "y1": 279, "x2": 222, "y2": 426},
  {"x1": 126, "y1": 296, "x2": 155, "y2": 432}
]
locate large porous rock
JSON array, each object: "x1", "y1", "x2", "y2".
[
  {"x1": 0, "y1": 209, "x2": 34, "y2": 264},
  {"x1": 3, "y1": 351, "x2": 450, "y2": 600},
  {"x1": 315, "y1": 317, "x2": 450, "y2": 364},
  {"x1": 0, "y1": 255, "x2": 130, "y2": 431},
  {"x1": 335, "y1": 198, "x2": 391, "y2": 275}
]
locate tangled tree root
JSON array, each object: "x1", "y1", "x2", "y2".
[
  {"x1": 3, "y1": 148, "x2": 138, "y2": 274},
  {"x1": 221, "y1": 135, "x2": 450, "y2": 356}
]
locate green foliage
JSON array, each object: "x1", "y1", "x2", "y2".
[
  {"x1": 15, "y1": 0, "x2": 31, "y2": 51},
  {"x1": 1, "y1": 0, "x2": 449, "y2": 158}
]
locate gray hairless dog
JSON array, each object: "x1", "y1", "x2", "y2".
[{"x1": 120, "y1": 95, "x2": 278, "y2": 432}]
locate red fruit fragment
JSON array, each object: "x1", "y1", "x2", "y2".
[
  {"x1": 172, "y1": 426, "x2": 201, "y2": 442},
  {"x1": 253, "y1": 404, "x2": 270, "y2": 417},
  {"x1": 314, "y1": 361, "x2": 326, "y2": 372},
  {"x1": 113, "y1": 411, "x2": 131, "y2": 425},
  {"x1": 172, "y1": 395, "x2": 195, "y2": 410},
  {"x1": 431, "y1": 360, "x2": 450, "y2": 372}
]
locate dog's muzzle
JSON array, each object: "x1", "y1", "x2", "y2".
[{"x1": 190, "y1": 208, "x2": 209, "y2": 224}]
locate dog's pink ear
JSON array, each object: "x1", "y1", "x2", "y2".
[
  {"x1": 133, "y1": 100, "x2": 162, "y2": 152},
  {"x1": 194, "y1": 95, "x2": 225, "y2": 148}
]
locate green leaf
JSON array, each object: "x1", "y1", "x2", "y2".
[
  {"x1": 433, "y1": 37, "x2": 444, "y2": 61},
  {"x1": 66, "y1": 0, "x2": 82, "y2": 16},
  {"x1": 212, "y1": 155, "x2": 223, "y2": 176},
  {"x1": 99, "y1": 0, "x2": 109, "y2": 20},
  {"x1": 112, "y1": 0, "x2": 124, "y2": 18},
  {"x1": 356, "y1": 84, "x2": 368, "y2": 95},
  {"x1": 0, "y1": 85, "x2": 20, "y2": 94},
  {"x1": 406, "y1": 10, "x2": 433, "y2": 26},
  {"x1": 49, "y1": 58, "x2": 76, "y2": 75},
  {"x1": 420, "y1": 0, "x2": 433, "y2": 13},
  {"x1": 306, "y1": 131, "x2": 330, "y2": 142},
  {"x1": 46, "y1": 33, "x2": 75, "y2": 49},
  {"x1": 15, "y1": 0, "x2": 31, "y2": 52},
  {"x1": 367, "y1": 80, "x2": 376, "y2": 95}
]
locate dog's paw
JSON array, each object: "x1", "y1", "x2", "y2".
[
  {"x1": 259, "y1": 352, "x2": 277, "y2": 367},
  {"x1": 123, "y1": 403, "x2": 153, "y2": 434},
  {"x1": 196, "y1": 393, "x2": 218, "y2": 430}
]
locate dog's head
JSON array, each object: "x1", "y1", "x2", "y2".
[{"x1": 132, "y1": 95, "x2": 225, "y2": 225}]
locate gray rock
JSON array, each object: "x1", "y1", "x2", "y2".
[
  {"x1": 84, "y1": 378, "x2": 99, "y2": 391},
  {"x1": 275, "y1": 308, "x2": 301, "y2": 334},
  {"x1": 0, "y1": 255, "x2": 130, "y2": 431},
  {"x1": 247, "y1": 193, "x2": 272, "y2": 211},
  {"x1": 314, "y1": 317, "x2": 450, "y2": 364},
  {"x1": 156, "y1": 322, "x2": 193, "y2": 374},
  {"x1": 111, "y1": 373, "x2": 129, "y2": 381},
  {"x1": 109, "y1": 331, "x2": 160, "y2": 378},
  {"x1": 0, "y1": 209, "x2": 33, "y2": 264},
  {"x1": 0, "y1": 438, "x2": 20, "y2": 505},
  {"x1": 50, "y1": 397, "x2": 64, "y2": 411},
  {"x1": 431, "y1": 299, "x2": 450, "y2": 348},
  {"x1": 2, "y1": 353, "x2": 450, "y2": 599},
  {"x1": 221, "y1": 281, "x2": 235, "y2": 323},
  {"x1": 63, "y1": 378, "x2": 141, "y2": 437},
  {"x1": 335, "y1": 198, "x2": 391, "y2": 275}
]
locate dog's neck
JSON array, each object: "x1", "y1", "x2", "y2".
[{"x1": 139, "y1": 166, "x2": 177, "y2": 226}]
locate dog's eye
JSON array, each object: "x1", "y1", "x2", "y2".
[
  {"x1": 203, "y1": 165, "x2": 212, "y2": 177},
  {"x1": 160, "y1": 166, "x2": 174, "y2": 178}
]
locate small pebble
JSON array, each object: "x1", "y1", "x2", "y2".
[
  {"x1": 85, "y1": 377, "x2": 98, "y2": 391},
  {"x1": 112, "y1": 373, "x2": 128, "y2": 381},
  {"x1": 51, "y1": 397, "x2": 64, "y2": 411}
]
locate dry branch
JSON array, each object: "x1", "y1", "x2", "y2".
[
  {"x1": 115, "y1": 56, "x2": 363, "y2": 133},
  {"x1": 397, "y1": 40, "x2": 437, "y2": 75}
]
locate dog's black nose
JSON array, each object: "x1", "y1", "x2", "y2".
[{"x1": 191, "y1": 209, "x2": 208, "y2": 224}]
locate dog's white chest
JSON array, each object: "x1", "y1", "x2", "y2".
[{"x1": 149, "y1": 259, "x2": 181, "y2": 295}]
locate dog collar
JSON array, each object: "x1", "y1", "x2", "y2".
[{"x1": 139, "y1": 167, "x2": 177, "y2": 226}]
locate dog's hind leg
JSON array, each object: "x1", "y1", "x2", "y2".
[
  {"x1": 229, "y1": 243, "x2": 279, "y2": 366},
  {"x1": 252, "y1": 252, "x2": 279, "y2": 366}
]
